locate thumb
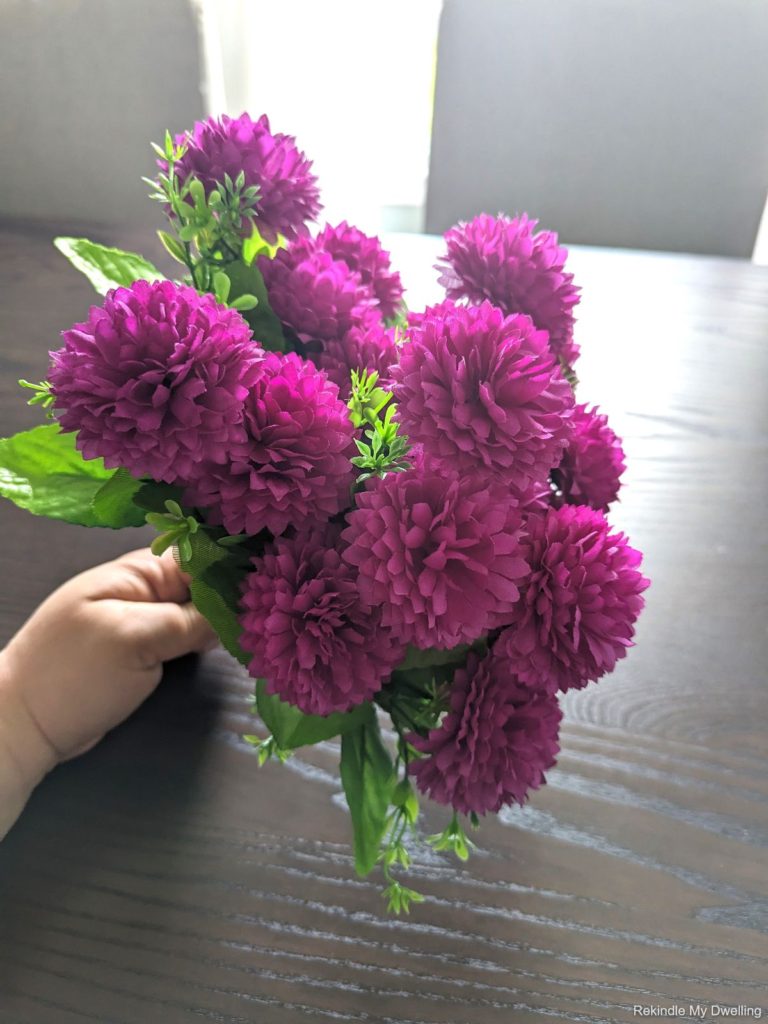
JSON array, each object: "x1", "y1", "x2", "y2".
[{"x1": 137, "y1": 601, "x2": 219, "y2": 665}]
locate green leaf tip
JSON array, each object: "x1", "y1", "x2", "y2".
[{"x1": 53, "y1": 237, "x2": 164, "y2": 295}]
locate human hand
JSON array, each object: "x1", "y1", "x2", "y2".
[{"x1": 0, "y1": 548, "x2": 217, "y2": 837}]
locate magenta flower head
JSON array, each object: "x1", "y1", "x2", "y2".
[
  {"x1": 392, "y1": 300, "x2": 574, "y2": 497},
  {"x1": 239, "y1": 525, "x2": 404, "y2": 716},
  {"x1": 552, "y1": 403, "x2": 626, "y2": 511},
  {"x1": 315, "y1": 315, "x2": 399, "y2": 398},
  {"x1": 437, "y1": 213, "x2": 581, "y2": 366},
  {"x1": 259, "y1": 243, "x2": 375, "y2": 344},
  {"x1": 408, "y1": 651, "x2": 562, "y2": 815},
  {"x1": 313, "y1": 222, "x2": 404, "y2": 319},
  {"x1": 341, "y1": 467, "x2": 529, "y2": 649},
  {"x1": 186, "y1": 352, "x2": 356, "y2": 536},
  {"x1": 49, "y1": 279, "x2": 263, "y2": 484},
  {"x1": 496, "y1": 505, "x2": 649, "y2": 693},
  {"x1": 169, "y1": 112, "x2": 320, "y2": 242}
]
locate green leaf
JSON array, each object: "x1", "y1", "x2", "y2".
[
  {"x1": 212, "y1": 270, "x2": 231, "y2": 304},
  {"x1": 0, "y1": 424, "x2": 112, "y2": 526},
  {"x1": 157, "y1": 230, "x2": 187, "y2": 264},
  {"x1": 340, "y1": 706, "x2": 396, "y2": 876},
  {"x1": 90, "y1": 468, "x2": 146, "y2": 528},
  {"x1": 177, "y1": 527, "x2": 250, "y2": 665},
  {"x1": 255, "y1": 681, "x2": 369, "y2": 749},
  {"x1": 242, "y1": 224, "x2": 283, "y2": 264},
  {"x1": 229, "y1": 293, "x2": 258, "y2": 312},
  {"x1": 53, "y1": 237, "x2": 164, "y2": 295},
  {"x1": 150, "y1": 531, "x2": 178, "y2": 557},
  {"x1": 224, "y1": 261, "x2": 285, "y2": 352}
]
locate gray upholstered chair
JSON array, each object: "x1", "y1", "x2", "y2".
[
  {"x1": 0, "y1": 0, "x2": 205, "y2": 230},
  {"x1": 426, "y1": 0, "x2": 768, "y2": 257}
]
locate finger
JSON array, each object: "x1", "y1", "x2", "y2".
[
  {"x1": 136, "y1": 601, "x2": 218, "y2": 665},
  {"x1": 113, "y1": 548, "x2": 192, "y2": 604}
]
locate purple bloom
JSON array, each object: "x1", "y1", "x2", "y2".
[
  {"x1": 496, "y1": 505, "x2": 649, "y2": 693},
  {"x1": 408, "y1": 651, "x2": 561, "y2": 815},
  {"x1": 341, "y1": 468, "x2": 529, "y2": 649},
  {"x1": 437, "y1": 213, "x2": 581, "y2": 366},
  {"x1": 259, "y1": 243, "x2": 375, "y2": 344},
  {"x1": 169, "y1": 113, "x2": 320, "y2": 242},
  {"x1": 314, "y1": 315, "x2": 399, "y2": 398},
  {"x1": 313, "y1": 222, "x2": 404, "y2": 319},
  {"x1": 239, "y1": 525, "x2": 404, "y2": 716},
  {"x1": 49, "y1": 280, "x2": 263, "y2": 484},
  {"x1": 552, "y1": 403, "x2": 625, "y2": 511},
  {"x1": 186, "y1": 352, "x2": 356, "y2": 536},
  {"x1": 392, "y1": 300, "x2": 574, "y2": 497}
]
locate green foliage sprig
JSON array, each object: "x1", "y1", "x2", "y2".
[
  {"x1": 18, "y1": 379, "x2": 54, "y2": 415},
  {"x1": 145, "y1": 500, "x2": 199, "y2": 561},
  {"x1": 379, "y1": 778, "x2": 425, "y2": 913},
  {"x1": 427, "y1": 812, "x2": 476, "y2": 861},
  {"x1": 147, "y1": 131, "x2": 259, "y2": 306},
  {"x1": 347, "y1": 368, "x2": 392, "y2": 429},
  {"x1": 348, "y1": 370, "x2": 411, "y2": 483}
]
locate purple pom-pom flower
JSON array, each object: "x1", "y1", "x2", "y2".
[
  {"x1": 342, "y1": 468, "x2": 529, "y2": 649},
  {"x1": 552, "y1": 403, "x2": 626, "y2": 511},
  {"x1": 496, "y1": 505, "x2": 649, "y2": 693},
  {"x1": 239, "y1": 525, "x2": 404, "y2": 716},
  {"x1": 186, "y1": 352, "x2": 356, "y2": 536},
  {"x1": 392, "y1": 300, "x2": 574, "y2": 497},
  {"x1": 437, "y1": 213, "x2": 581, "y2": 366},
  {"x1": 170, "y1": 112, "x2": 320, "y2": 242},
  {"x1": 49, "y1": 279, "x2": 263, "y2": 484},
  {"x1": 408, "y1": 651, "x2": 562, "y2": 815},
  {"x1": 313, "y1": 222, "x2": 404, "y2": 320},
  {"x1": 259, "y1": 243, "x2": 375, "y2": 344}
]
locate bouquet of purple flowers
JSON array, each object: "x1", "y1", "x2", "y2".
[{"x1": 0, "y1": 113, "x2": 648, "y2": 912}]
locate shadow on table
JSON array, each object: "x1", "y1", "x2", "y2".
[{"x1": 0, "y1": 653, "x2": 222, "y2": 943}]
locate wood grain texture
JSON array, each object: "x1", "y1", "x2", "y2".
[{"x1": 0, "y1": 223, "x2": 767, "y2": 1022}]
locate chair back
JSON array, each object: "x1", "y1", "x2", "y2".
[{"x1": 426, "y1": 0, "x2": 768, "y2": 256}]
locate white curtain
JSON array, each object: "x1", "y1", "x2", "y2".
[{"x1": 195, "y1": 0, "x2": 443, "y2": 235}]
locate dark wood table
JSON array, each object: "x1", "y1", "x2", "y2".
[{"x1": 1, "y1": 222, "x2": 767, "y2": 1022}]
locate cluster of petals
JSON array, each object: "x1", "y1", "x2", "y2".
[
  {"x1": 239, "y1": 525, "x2": 403, "y2": 716},
  {"x1": 437, "y1": 213, "x2": 581, "y2": 366},
  {"x1": 392, "y1": 300, "x2": 573, "y2": 496},
  {"x1": 49, "y1": 279, "x2": 263, "y2": 484},
  {"x1": 311, "y1": 222, "x2": 404, "y2": 319},
  {"x1": 259, "y1": 243, "x2": 375, "y2": 344},
  {"x1": 315, "y1": 315, "x2": 399, "y2": 397},
  {"x1": 553, "y1": 403, "x2": 625, "y2": 511},
  {"x1": 186, "y1": 352, "x2": 355, "y2": 536},
  {"x1": 408, "y1": 651, "x2": 562, "y2": 815},
  {"x1": 170, "y1": 112, "x2": 320, "y2": 242},
  {"x1": 495, "y1": 505, "x2": 649, "y2": 693},
  {"x1": 341, "y1": 467, "x2": 529, "y2": 649}
]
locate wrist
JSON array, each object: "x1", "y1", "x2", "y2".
[{"x1": 0, "y1": 646, "x2": 58, "y2": 837}]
